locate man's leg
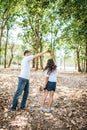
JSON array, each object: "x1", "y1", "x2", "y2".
[
  {"x1": 20, "y1": 80, "x2": 29, "y2": 109},
  {"x1": 11, "y1": 77, "x2": 27, "y2": 111}
]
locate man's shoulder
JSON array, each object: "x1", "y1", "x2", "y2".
[{"x1": 24, "y1": 55, "x2": 34, "y2": 61}]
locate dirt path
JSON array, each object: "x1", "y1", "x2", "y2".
[{"x1": 0, "y1": 68, "x2": 87, "y2": 130}]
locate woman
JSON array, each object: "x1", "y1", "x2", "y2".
[{"x1": 40, "y1": 52, "x2": 57, "y2": 112}]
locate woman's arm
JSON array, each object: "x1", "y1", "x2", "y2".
[
  {"x1": 48, "y1": 50, "x2": 56, "y2": 62},
  {"x1": 39, "y1": 76, "x2": 48, "y2": 91},
  {"x1": 43, "y1": 77, "x2": 49, "y2": 89}
]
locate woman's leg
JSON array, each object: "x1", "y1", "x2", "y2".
[
  {"x1": 48, "y1": 91, "x2": 54, "y2": 108},
  {"x1": 41, "y1": 90, "x2": 49, "y2": 107}
]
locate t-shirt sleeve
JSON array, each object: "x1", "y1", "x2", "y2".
[
  {"x1": 55, "y1": 61, "x2": 57, "y2": 66},
  {"x1": 45, "y1": 70, "x2": 49, "y2": 77},
  {"x1": 26, "y1": 55, "x2": 34, "y2": 61}
]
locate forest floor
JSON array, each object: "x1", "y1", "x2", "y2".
[{"x1": 0, "y1": 68, "x2": 87, "y2": 130}]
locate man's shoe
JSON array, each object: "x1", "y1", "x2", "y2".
[
  {"x1": 20, "y1": 107, "x2": 25, "y2": 110},
  {"x1": 11, "y1": 107, "x2": 16, "y2": 111}
]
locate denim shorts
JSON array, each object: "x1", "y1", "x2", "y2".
[{"x1": 44, "y1": 81, "x2": 56, "y2": 91}]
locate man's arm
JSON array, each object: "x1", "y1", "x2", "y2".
[
  {"x1": 40, "y1": 77, "x2": 48, "y2": 91},
  {"x1": 33, "y1": 50, "x2": 48, "y2": 59}
]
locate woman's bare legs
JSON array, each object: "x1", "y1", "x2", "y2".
[
  {"x1": 48, "y1": 91, "x2": 54, "y2": 108},
  {"x1": 41, "y1": 90, "x2": 49, "y2": 107}
]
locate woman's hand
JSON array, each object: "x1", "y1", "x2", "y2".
[{"x1": 39, "y1": 86, "x2": 46, "y2": 91}]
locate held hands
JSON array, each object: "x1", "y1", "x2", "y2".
[
  {"x1": 47, "y1": 50, "x2": 51, "y2": 54},
  {"x1": 43, "y1": 50, "x2": 51, "y2": 54}
]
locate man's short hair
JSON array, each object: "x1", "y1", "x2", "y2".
[{"x1": 24, "y1": 50, "x2": 31, "y2": 55}]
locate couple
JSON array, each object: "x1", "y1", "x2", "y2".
[{"x1": 11, "y1": 50, "x2": 57, "y2": 112}]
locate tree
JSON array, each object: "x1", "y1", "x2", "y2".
[
  {"x1": 18, "y1": 0, "x2": 53, "y2": 70},
  {"x1": 0, "y1": 0, "x2": 22, "y2": 65},
  {"x1": 4, "y1": 24, "x2": 9, "y2": 68},
  {"x1": 8, "y1": 43, "x2": 14, "y2": 67},
  {"x1": 56, "y1": 0, "x2": 87, "y2": 72}
]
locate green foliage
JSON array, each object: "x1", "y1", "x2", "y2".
[{"x1": 0, "y1": 0, "x2": 87, "y2": 71}]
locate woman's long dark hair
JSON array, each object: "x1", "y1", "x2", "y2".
[{"x1": 44, "y1": 59, "x2": 57, "y2": 75}]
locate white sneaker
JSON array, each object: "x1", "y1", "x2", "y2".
[
  {"x1": 40, "y1": 107, "x2": 47, "y2": 112},
  {"x1": 48, "y1": 107, "x2": 54, "y2": 112},
  {"x1": 50, "y1": 107, "x2": 54, "y2": 111}
]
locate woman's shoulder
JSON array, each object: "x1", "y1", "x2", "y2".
[
  {"x1": 44, "y1": 69, "x2": 48, "y2": 74},
  {"x1": 54, "y1": 61, "x2": 57, "y2": 66}
]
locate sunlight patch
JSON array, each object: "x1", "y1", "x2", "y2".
[{"x1": 10, "y1": 115, "x2": 28, "y2": 127}]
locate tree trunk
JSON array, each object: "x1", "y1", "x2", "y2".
[
  {"x1": 84, "y1": 59, "x2": 85, "y2": 72},
  {"x1": 39, "y1": 34, "x2": 43, "y2": 69},
  {"x1": 29, "y1": 18, "x2": 39, "y2": 70},
  {"x1": 51, "y1": 23, "x2": 53, "y2": 51},
  {"x1": 76, "y1": 47, "x2": 81, "y2": 72},
  {"x1": 74, "y1": 54, "x2": 77, "y2": 70},
  {"x1": 35, "y1": 22, "x2": 39, "y2": 70},
  {"x1": 35, "y1": 59, "x2": 38, "y2": 70},
  {"x1": 32, "y1": 59, "x2": 35, "y2": 68},
  {"x1": 4, "y1": 26, "x2": 9, "y2": 68},
  {"x1": 40, "y1": 56, "x2": 43, "y2": 69},
  {"x1": 85, "y1": 39, "x2": 87, "y2": 72},
  {"x1": 0, "y1": 7, "x2": 9, "y2": 64},
  {"x1": 8, "y1": 44, "x2": 14, "y2": 67},
  {"x1": 0, "y1": 26, "x2": 4, "y2": 64},
  {"x1": 35, "y1": 36, "x2": 39, "y2": 70},
  {"x1": 82, "y1": 59, "x2": 85, "y2": 72}
]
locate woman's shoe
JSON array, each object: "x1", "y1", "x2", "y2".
[
  {"x1": 40, "y1": 107, "x2": 47, "y2": 112},
  {"x1": 48, "y1": 107, "x2": 54, "y2": 112}
]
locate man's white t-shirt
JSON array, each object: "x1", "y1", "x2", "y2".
[{"x1": 19, "y1": 55, "x2": 34, "y2": 80}]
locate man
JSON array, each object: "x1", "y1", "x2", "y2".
[{"x1": 11, "y1": 50, "x2": 50, "y2": 111}]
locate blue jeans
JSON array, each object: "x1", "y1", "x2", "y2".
[{"x1": 11, "y1": 77, "x2": 29, "y2": 110}]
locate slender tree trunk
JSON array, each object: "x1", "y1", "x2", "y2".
[
  {"x1": 85, "y1": 39, "x2": 87, "y2": 72},
  {"x1": 0, "y1": 8, "x2": 9, "y2": 64},
  {"x1": 0, "y1": 26, "x2": 4, "y2": 64},
  {"x1": 40, "y1": 56, "x2": 43, "y2": 69},
  {"x1": 74, "y1": 54, "x2": 77, "y2": 70},
  {"x1": 51, "y1": 23, "x2": 53, "y2": 51},
  {"x1": 29, "y1": 18, "x2": 39, "y2": 70},
  {"x1": 8, "y1": 44, "x2": 14, "y2": 67},
  {"x1": 76, "y1": 47, "x2": 81, "y2": 72},
  {"x1": 35, "y1": 22, "x2": 39, "y2": 70},
  {"x1": 39, "y1": 34, "x2": 43, "y2": 69},
  {"x1": 83, "y1": 59, "x2": 86, "y2": 72},
  {"x1": 35, "y1": 37, "x2": 39, "y2": 70},
  {"x1": 82, "y1": 59, "x2": 85, "y2": 72},
  {"x1": 4, "y1": 26, "x2": 9, "y2": 68},
  {"x1": 32, "y1": 59, "x2": 35, "y2": 68}
]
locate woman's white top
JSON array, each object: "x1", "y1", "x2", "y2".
[{"x1": 45, "y1": 69, "x2": 57, "y2": 82}]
